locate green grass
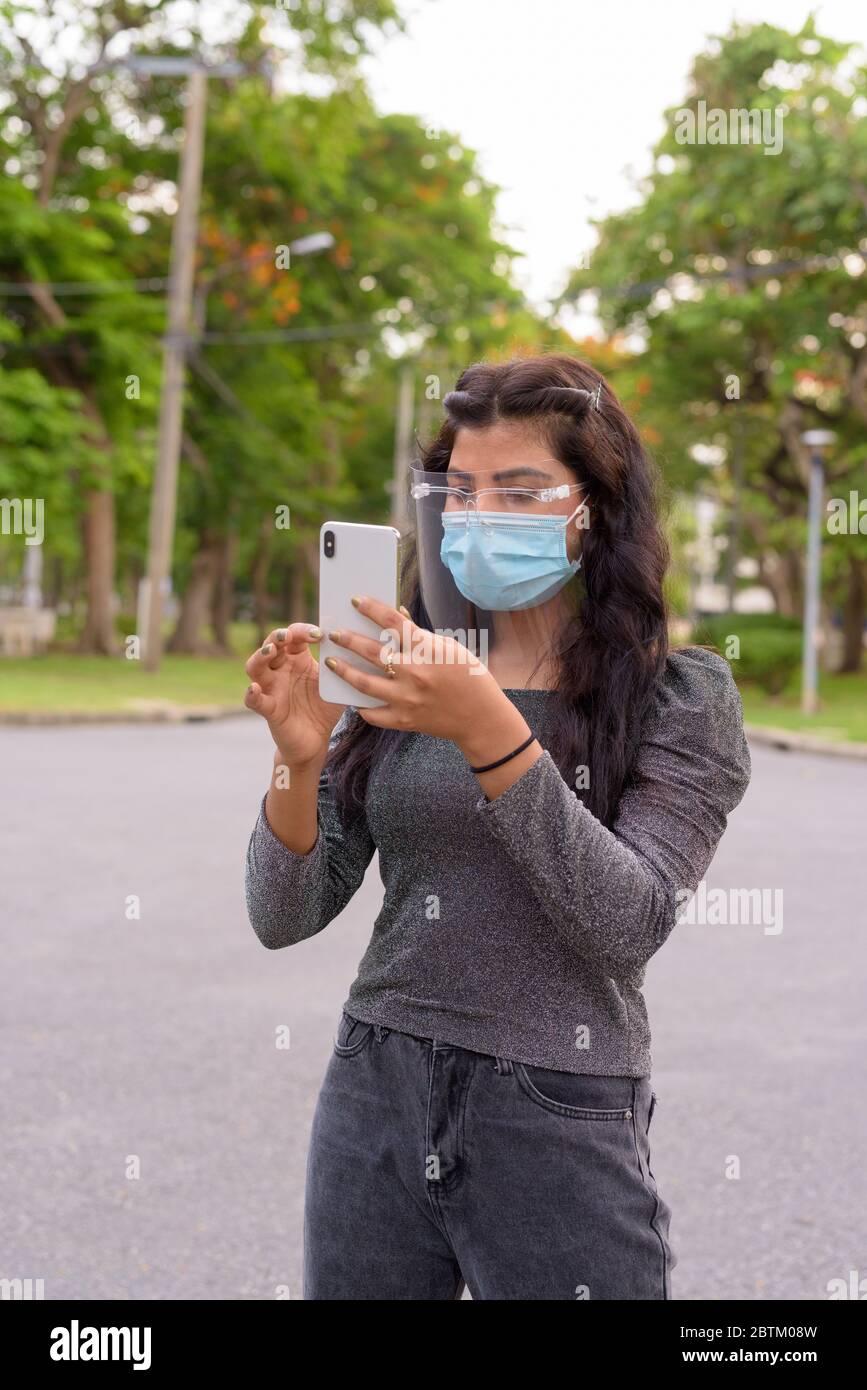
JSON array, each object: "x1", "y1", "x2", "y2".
[
  {"x1": 0, "y1": 652, "x2": 251, "y2": 712},
  {"x1": 738, "y1": 670, "x2": 867, "y2": 744},
  {"x1": 0, "y1": 624, "x2": 262, "y2": 712},
  {"x1": 2, "y1": 632, "x2": 866, "y2": 743}
]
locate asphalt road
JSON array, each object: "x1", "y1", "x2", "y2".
[{"x1": 2, "y1": 716, "x2": 864, "y2": 1301}]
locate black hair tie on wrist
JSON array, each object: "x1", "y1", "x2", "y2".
[{"x1": 469, "y1": 732, "x2": 537, "y2": 775}]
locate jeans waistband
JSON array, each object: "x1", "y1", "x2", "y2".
[{"x1": 361, "y1": 1015, "x2": 513, "y2": 1072}]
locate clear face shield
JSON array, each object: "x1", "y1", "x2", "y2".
[{"x1": 409, "y1": 463, "x2": 590, "y2": 686}]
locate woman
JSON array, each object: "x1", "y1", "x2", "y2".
[{"x1": 243, "y1": 354, "x2": 751, "y2": 1301}]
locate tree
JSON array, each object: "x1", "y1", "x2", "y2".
[
  {"x1": 0, "y1": 0, "x2": 403, "y2": 650},
  {"x1": 559, "y1": 18, "x2": 867, "y2": 668},
  {"x1": 2, "y1": 0, "x2": 550, "y2": 655}
]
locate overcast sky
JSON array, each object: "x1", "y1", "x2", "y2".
[{"x1": 361, "y1": 0, "x2": 867, "y2": 321}]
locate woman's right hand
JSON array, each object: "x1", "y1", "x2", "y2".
[{"x1": 244, "y1": 623, "x2": 344, "y2": 768}]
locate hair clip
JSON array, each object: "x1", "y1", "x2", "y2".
[{"x1": 564, "y1": 383, "x2": 603, "y2": 411}]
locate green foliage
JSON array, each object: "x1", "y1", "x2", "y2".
[
  {"x1": 694, "y1": 612, "x2": 802, "y2": 636},
  {"x1": 558, "y1": 17, "x2": 867, "y2": 636},
  {"x1": 692, "y1": 613, "x2": 802, "y2": 693},
  {"x1": 0, "y1": 0, "x2": 540, "y2": 640}
]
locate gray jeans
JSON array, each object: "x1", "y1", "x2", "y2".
[{"x1": 303, "y1": 1010, "x2": 676, "y2": 1300}]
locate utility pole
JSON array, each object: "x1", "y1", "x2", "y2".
[
  {"x1": 391, "y1": 363, "x2": 415, "y2": 530},
  {"x1": 800, "y1": 430, "x2": 836, "y2": 714},
  {"x1": 417, "y1": 346, "x2": 448, "y2": 444},
  {"x1": 130, "y1": 58, "x2": 330, "y2": 669},
  {"x1": 142, "y1": 67, "x2": 208, "y2": 671},
  {"x1": 725, "y1": 412, "x2": 745, "y2": 613}
]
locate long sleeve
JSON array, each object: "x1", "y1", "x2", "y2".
[
  {"x1": 475, "y1": 647, "x2": 752, "y2": 978},
  {"x1": 244, "y1": 711, "x2": 376, "y2": 950}
]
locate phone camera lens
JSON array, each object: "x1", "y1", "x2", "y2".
[{"x1": 324, "y1": 530, "x2": 335, "y2": 557}]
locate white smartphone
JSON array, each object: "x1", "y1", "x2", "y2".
[{"x1": 318, "y1": 521, "x2": 402, "y2": 708}]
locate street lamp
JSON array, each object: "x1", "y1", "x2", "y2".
[
  {"x1": 800, "y1": 429, "x2": 837, "y2": 714},
  {"x1": 286, "y1": 232, "x2": 335, "y2": 258}
]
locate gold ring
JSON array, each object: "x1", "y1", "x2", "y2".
[{"x1": 384, "y1": 648, "x2": 398, "y2": 679}]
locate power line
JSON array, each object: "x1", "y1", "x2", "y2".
[
  {"x1": 0, "y1": 320, "x2": 385, "y2": 356},
  {"x1": 186, "y1": 350, "x2": 304, "y2": 472},
  {"x1": 0, "y1": 236, "x2": 335, "y2": 299},
  {"x1": 182, "y1": 322, "x2": 382, "y2": 346},
  {"x1": 1, "y1": 250, "x2": 851, "y2": 303},
  {"x1": 0, "y1": 277, "x2": 169, "y2": 295},
  {"x1": 572, "y1": 252, "x2": 851, "y2": 304}
]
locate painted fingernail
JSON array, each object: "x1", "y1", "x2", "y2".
[
  {"x1": 261, "y1": 643, "x2": 273, "y2": 655},
  {"x1": 324, "y1": 656, "x2": 338, "y2": 671},
  {"x1": 308, "y1": 626, "x2": 322, "y2": 639},
  {"x1": 399, "y1": 605, "x2": 411, "y2": 619},
  {"x1": 350, "y1": 595, "x2": 364, "y2": 609},
  {"x1": 329, "y1": 630, "x2": 342, "y2": 642},
  {"x1": 275, "y1": 629, "x2": 287, "y2": 642}
]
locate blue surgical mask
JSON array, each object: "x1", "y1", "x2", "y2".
[{"x1": 440, "y1": 506, "x2": 584, "y2": 612}]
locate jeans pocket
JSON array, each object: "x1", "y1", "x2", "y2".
[
  {"x1": 514, "y1": 1064, "x2": 635, "y2": 1120},
  {"x1": 332, "y1": 1010, "x2": 374, "y2": 1058},
  {"x1": 645, "y1": 1090, "x2": 661, "y2": 1184}
]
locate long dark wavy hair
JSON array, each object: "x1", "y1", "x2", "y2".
[{"x1": 327, "y1": 353, "x2": 670, "y2": 830}]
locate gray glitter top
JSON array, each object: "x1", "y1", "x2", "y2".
[{"x1": 244, "y1": 646, "x2": 751, "y2": 1077}]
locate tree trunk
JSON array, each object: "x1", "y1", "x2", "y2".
[
  {"x1": 779, "y1": 549, "x2": 803, "y2": 617},
  {"x1": 168, "y1": 533, "x2": 221, "y2": 653},
  {"x1": 287, "y1": 538, "x2": 318, "y2": 631},
  {"x1": 286, "y1": 552, "x2": 304, "y2": 633},
  {"x1": 78, "y1": 489, "x2": 117, "y2": 653},
  {"x1": 839, "y1": 556, "x2": 866, "y2": 673},
  {"x1": 126, "y1": 557, "x2": 143, "y2": 619},
  {"x1": 757, "y1": 551, "x2": 796, "y2": 616},
  {"x1": 211, "y1": 530, "x2": 237, "y2": 654},
  {"x1": 29, "y1": 288, "x2": 117, "y2": 655},
  {"x1": 251, "y1": 516, "x2": 274, "y2": 634},
  {"x1": 47, "y1": 555, "x2": 64, "y2": 610}
]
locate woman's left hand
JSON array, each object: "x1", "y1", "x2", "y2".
[{"x1": 323, "y1": 595, "x2": 515, "y2": 745}]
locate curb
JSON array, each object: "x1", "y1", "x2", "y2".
[
  {"x1": 0, "y1": 704, "x2": 249, "y2": 726},
  {"x1": 3, "y1": 706, "x2": 866, "y2": 761},
  {"x1": 745, "y1": 722, "x2": 867, "y2": 761}
]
